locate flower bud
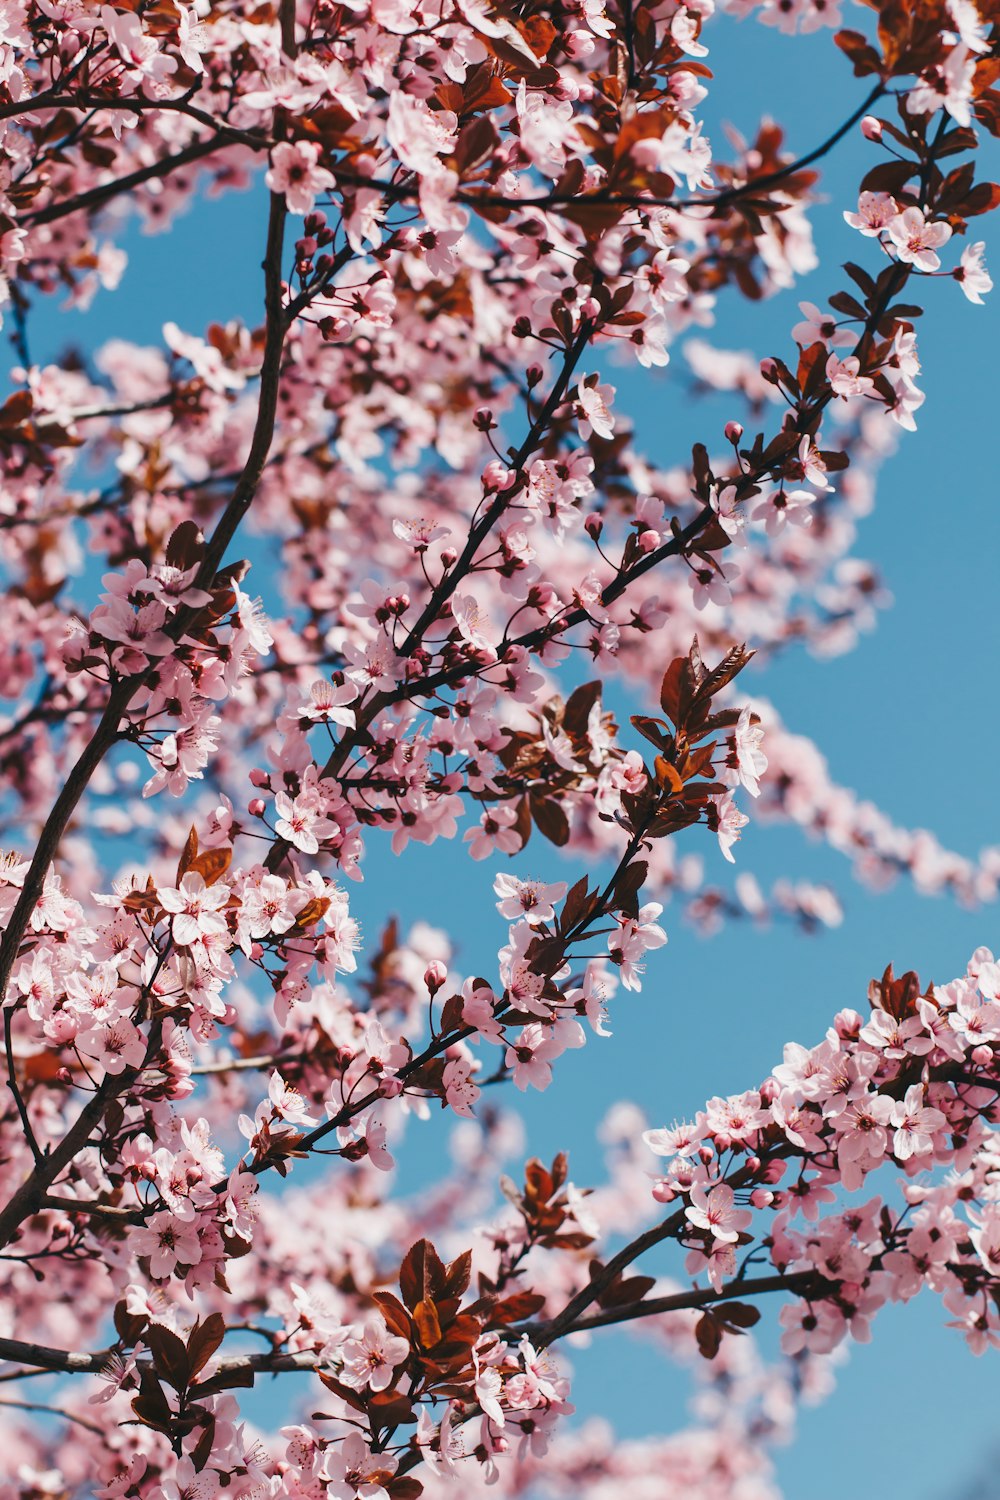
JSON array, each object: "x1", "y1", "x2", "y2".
[
  {"x1": 424, "y1": 961, "x2": 448, "y2": 995},
  {"x1": 474, "y1": 407, "x2": 496, "y2": 432},
  {"x1": 750, "y1": 1188, "x2": 774, "y2": 1209},
  {"x1": 861, "y1": 115, "x2": 883, "y2": 142},
  {"x1": 248, "y1": 768, "x2": 269, "y2": 788},
  {"x1": 440, "y1": 547, "x2": 458, "y2": 569},
  {"x1": 584, "y1": 513, "x2": 604, "y2": 539},
  {"x1": 759, "y1": 357, "x2": 779, "y2": 383},
  {"x1": 482, "y1": 459, "x2": 513, "y2": 493},
  {"x1": 972, "y1": 1044, "x2": 993, "y2": 1067},
  {"x1": 248, "y1": 798, "x2": 267, "y2": 818},
  {"x1": 833, "y1": 1008, "x2": 862, "y2": 1040},
  {"x1": 724, "y1": 420, "x2": 744, "y2": 444}
]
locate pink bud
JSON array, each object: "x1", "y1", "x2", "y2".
[
  {"x1": 584, "y1": 512, "x2": 604, "y2": 539},
  {"x1": 972, "y1": 1044, "x2": 993, "y2": 1067},
  {"x1": 249, "y1": 768, "x2": 269, "y2": 788},
  {"x1": 750, "y1": 1188, "x2": 773, "y2": 1209},
  {"x1": 440, "y1": 547, "x2": 458, "y2": 569},
  {"x1": 474, "y1": 406, "x2": 496, "y2": 431},
  {"x1": 651, "y1": 1178, "x2": 676, "y2": 1204},
  {"x1": 637, "y1": 528, "x2": 660, "y2": 553},
  {"x1": 482, "y1": 460, "x2": 513, "y2": 493},
  {"x1": 861, "y1": 115, "x2": 883, "y2": 142},
  {"x1": 759, "y1": 357, "x2": 779, "y2": 383},
  {"x1": 424, "y1": 960, "x2": 448, "y2": 995},
  {"x1": 248, "y1": 798, "x2": 266, "y2": 818},
  {"x1": 724, "y1": 420, "x2": 744, "y2": 443},
  {"x1": 834, "y1": 1008, "x2": 862, "y2": 1040},
  {"x1": 580, "y1": 296, "x2": 601, "y2": 321}
]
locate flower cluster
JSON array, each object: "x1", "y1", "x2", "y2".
[{"x1": 0, "y1": 0, "x2": 996, "y2": 1494}]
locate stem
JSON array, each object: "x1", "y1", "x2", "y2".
[{"x1": 520, "y1": 1268, "x2": 827, "y2": 1340}]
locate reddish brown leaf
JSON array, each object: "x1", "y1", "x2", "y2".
[{"x1": 413, "y1": 1297, "x2": 443, "y2": 1349}]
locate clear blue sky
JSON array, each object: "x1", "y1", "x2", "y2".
[{"x1": 16, "y1": 20, "x2": 1000, "y2": 1499}]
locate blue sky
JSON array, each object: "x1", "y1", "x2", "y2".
[{"x1": 14, "y1": 18, "x2": 1000, "y2": 1498}]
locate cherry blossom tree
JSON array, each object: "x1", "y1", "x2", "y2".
[{"x1": 0, "y1": 0, "x2": 997, "y2": 1496}]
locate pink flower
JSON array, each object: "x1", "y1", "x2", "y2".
[
  {"x1": 955, "y1": 241, "x2": 992, "y2": 304},
  {"x1": 969, "y1": 1211, "x2": 1000, "y2": 1277},
  {"x1": 826, "y1": 353, "x2": 875, "y2": 399},
  {"x1": 324, "y1": 1433, "x2": 398, "y2": 1500},
  {"x1": 891, "y1": 1084, "x2": 946, "y2": 1160},
  {"x1": 465, "y1": 804, "x2": 522, "y2": 861},
  {"x1": 887, "y1": 207, "x2": 952, "y2": 272},
  {"x1": 443, "y1": 1055, "x2": 480, "y2": 1117},
  {"x1": 363, "y1": 1118, "x2": 394, "y2": 1171},
  {"x1": 505, "y1": 1023, "x2": 564, "y2": 1091},
  {"x1": 685, "y1": 1182, "x2": 752, "y2": 1243},
  {"x1": 266, "y1": 141, "x2": 335, "y2": 215},
  {"x1": 77, "y1": 1016, "x2": 146, "y2": 1075},
  {"x1": 452, "y1": 594, "x2": 497, "y2": 657},
  {"x1": 224, "y1": 1169, "x2": 259, "y2": 1240},
  {"x1": 751, "y1": 487, "x2": 814, "y2": 535},
  {"x1": 576, "y1": 379, "x2": 616, "y2": 440},
  {"x1": 131, "y1": 1209, "x2": 202, "y2": 1279},
  {"x1": 843, "y1": 191, "x2": 898, "y2": 236},
  {"x1": 302, "y1": 678, "x2": 359, "y2": 728},
  {"x1": 233, "y1": 583, "x2": 274, "y2": 654},
  {"x1": 392, "y1": 516, "x2": 451, "y2": 550},
  {"x1": 274, "y1": 787, "x2": 336, "y2": 855},
  {"x1": 729, "y1": 706, "x2": 768, "y2": 797},
  {"x1": 859, "y1": 1008, "x2": 934, "y2": 1059},
  {"x1": 268, "y1": 1071, "x2": 318, "y2": 1127},
  {"x1": 494, "y1": 874, "x2": 568, "y2": 925},
  {"x1": 158, "y1": 872, "x2": 231, "y2": 946},
  {"x1": 689, "y1": 560, "x2": 738, "y2": 608},
  {"x1": 713, "y1": 792, "x2": 749, "y2": 863},
  {"x1": 908, "y1": 43, "x2": 976, "y2": 126},
  {"x1": 609, "y1": 903, "x2": 667, "y2": 991},
  {"x1": 340, "y1": 1319, "x2": 410, "y2": 1392},
  {"x1": 791, "y1": 301, "x2": 854, "y2": 348}
]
